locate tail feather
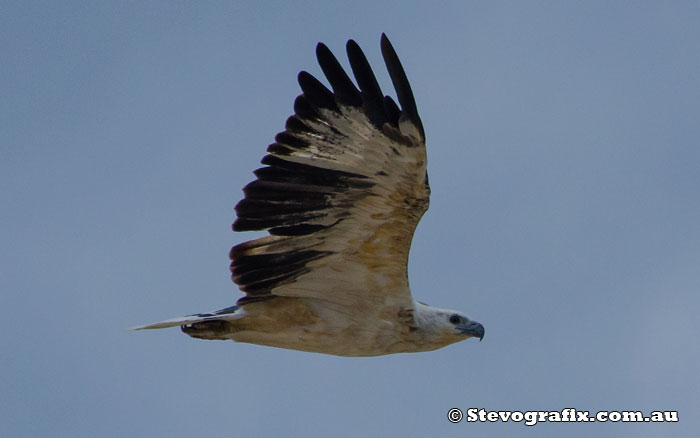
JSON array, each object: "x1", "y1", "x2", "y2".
[{"x1": 129, "y1": 305, "x2": 241, "y2": 330}]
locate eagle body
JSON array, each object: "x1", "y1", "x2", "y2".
[{"x1": 179, "y1": 299, "x2": 476, "y2": 357}]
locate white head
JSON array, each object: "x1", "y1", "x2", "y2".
[{"x1": 410, "y1": 302, "x2": 484, "y2": 351}]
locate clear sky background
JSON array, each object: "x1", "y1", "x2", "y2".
[{"x1": 2, "y1": 1, "x2": 699, "y2": 437}]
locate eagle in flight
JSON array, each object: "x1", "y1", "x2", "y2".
[{"x1": 133, "y1": 34, "x2": 485, "y2": 356}]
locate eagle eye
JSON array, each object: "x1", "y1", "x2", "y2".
[{"x1": 449, "y1": 314, "x2": 461, "y2": 324}]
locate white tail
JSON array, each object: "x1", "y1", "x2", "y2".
[{"x1": 129, "y1": 306, "x2": 242, "y2": 330}]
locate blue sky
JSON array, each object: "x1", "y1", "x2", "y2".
[{"x1": 2, "y1": 1, "x2": 699, "y2": 437}]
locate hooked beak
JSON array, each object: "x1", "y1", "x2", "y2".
[{"x1": 458, "y1": 320, "x2": 485, "y2": 341}]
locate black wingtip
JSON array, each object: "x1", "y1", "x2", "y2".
[
  {"x1": 346, "y1": 38, "x2": 359, "y2": 52},
  {"x1": 298, "y1": 70, "x2": 336, "y2": 111},
  {"x1": 315, "y1": 43, "x2": 326, "y2": 65},
  {"x1": 316, "y1": 40, "x2": 362, "y2": 107},
  {"x1": 346, "y1": 37, "x2": 388, "y2": 129},
  {"x1": 308, "y1": 35, "x2": 423, "y2": 140},
  {"x1": 315, "y1": 42, "x2": 331, "y2": 63},
  {"x1": 380, "y1": 34, "x2": 394, "y2": 60},
  {"x1": 380, "y1": 33, "x2": 425, "y2": 141}
]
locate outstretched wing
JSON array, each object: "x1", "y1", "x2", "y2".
[{"x1": 230, "y1": 34, "x2": 429, "y2": 309}]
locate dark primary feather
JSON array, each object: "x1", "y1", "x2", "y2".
[
  {"x1": 230, "y1": 35, "x2": 427, "y2": 303},
  {"x1": 315, "y1": 43, "x2": 363, "y2": 107},
  {"x1": 383, "y1": 95, "x2": 401, "y2": 126},
  {"x1": 298, "y1": 71, "x2": 337, "y2": 111},
  {"x1": 292, "y1": 95, "x2": 319, "y2": 121},
  {"x1": 346, "y1": 39, "x2": 388, "y2": 129},
  {"x1": 380, "y1": 33, "x2": 424, "y2": 141}
]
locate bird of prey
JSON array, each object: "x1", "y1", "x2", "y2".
[{"x1": 132, "y1": 34, "x2": 485, "y2": 356}]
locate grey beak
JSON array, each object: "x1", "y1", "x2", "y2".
[{"x1": 459, "y1": 321, "x2": 485, "y2": 341}]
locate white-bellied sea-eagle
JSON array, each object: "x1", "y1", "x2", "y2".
[{"x1": 132, "y1": 34, "x2": 485, "y2": 356}]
